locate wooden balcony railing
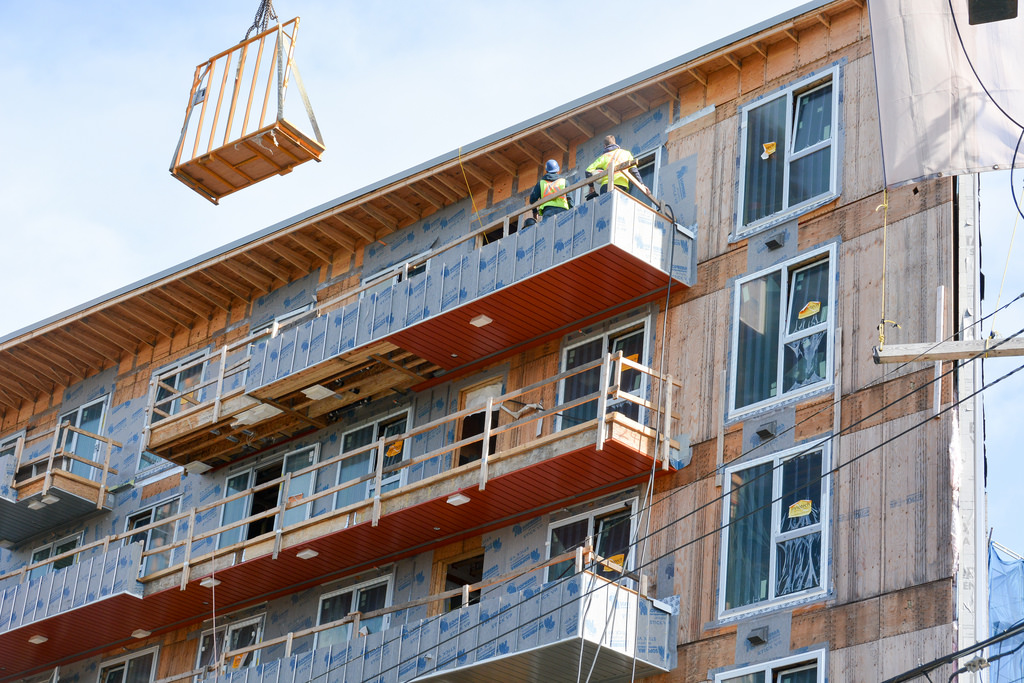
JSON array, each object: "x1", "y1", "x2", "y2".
[{"x1": 11, "y1": 353, "x2": 682, "y2": 590}]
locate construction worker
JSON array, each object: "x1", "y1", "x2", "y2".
[
  {"x1": 585, "y1": 135, "x2": 649, "y2": 198},
  {"x1": 529, "y1": 160, "x2": 574, "y2": 222}
]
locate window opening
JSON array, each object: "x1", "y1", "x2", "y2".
[
  {"x1": 153, "y1": 354, "x2": 206, "y2": 423},
  {"x1": 315, "y1": 577, "x2": 391, "y2": 650},
  {"x1": 444, "y1": 552, "x2": 484, "y2": 611},
  {"x1": 560, "y1": 324, "x2": 646, "y2": 429},
  {"x1": 715, "y1": 650, "x2": 825, "y2": 683},
  {"x1": 196, "y1": 616, "x2": 263, "y2": 673},
  {"x1": 738, "y1": 70, "x2": 839, "y2": 234},
  {"x1": 97, "y1": 646, "x2": 159, "y2": 683},
  {"x1": 126, "y1": 497, "x2": 181, "y2": 575},
  {"x1": 479, "y1": 216, "x2": 520, "y2": 247},
  {"x1": 58, "y1": 396, "x2": 108, "y2": 480},
  {"x1": 547, "y1": 500, "x2": 635, "y2": 582},
  {"x1": 217, "y1": 445, "x2": 319, "y2": 548},
  {"x1": 732, "y1": 247, "x2": 834, "y2": 415},
  {"x1": 28, "y1": 533, "x2": 82, "y2": 581},
  {"x1": 457, "y1": 379, "x2": 503, "y2": 466},
  {"x1": 720, "y1": 446, "x2": 829, "y2": 615},
  {"x1": 628, "y1": 149, "x2": 660, "y2": 207},
  {"x1": 338, "y1": 412, "x2": 409, "y2": 501}
]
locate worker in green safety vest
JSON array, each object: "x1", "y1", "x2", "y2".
[
  {"x1": 585, "y1": 135, "x2": 649, "y2": 198},
  {"x1": 528, "y1": 160, "x2": 574, "y2": 222}
]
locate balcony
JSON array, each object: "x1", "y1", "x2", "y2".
[
  {"x1": 144, "y1": 184, "x2": 696, "y2": 466},
  {"x1": 0, "y1": 425, "x2": 120, "y2": 544},
  {"x1": 0, "y1": 355, "x2": 686, "y2": 681},
  {"x1": 194, "y1": 564, "x2": 677, "y2": 683}
]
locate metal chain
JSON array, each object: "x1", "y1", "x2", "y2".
[{"x1": 244, "y1": 0, "x2": 278, "y2": 40}]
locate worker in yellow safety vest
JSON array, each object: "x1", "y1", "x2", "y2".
[
  {"x1": 528, "y1": 160, "x2": 574, "y2": 222},
  {"x1": 585, "y1": 135, "x2": 649, "y2": 198}
]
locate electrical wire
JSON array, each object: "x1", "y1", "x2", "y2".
[{"x1": 297, "y1": 333, "x2": 1024, "y2": 683}]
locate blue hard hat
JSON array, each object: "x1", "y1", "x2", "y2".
[{"x1": 545, "y1": 160, "x2": 560, "y2": 174}]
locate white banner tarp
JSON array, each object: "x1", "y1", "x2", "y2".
[{"x1": 868, "y1": 0, "x2": 1024, "y2": 187}]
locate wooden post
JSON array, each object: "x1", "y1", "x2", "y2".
[
  {"x1": 661, "y1": 374, "x2": 674, "y2": 470},
  {"x1": 479, "y1": 396, "x2": 493, "y2": 491},
  {"x1": 142, "y1": 375, "x2": 158, "y2": 453},
  {"x1": 272, "y1": 473, "x2": 291, "y2": 560},
  {"x1": 44, "y1": 423, "x2": 69, "y2": 497},
  {"x1": 462, "y1": 583, "x2": 470, "y2": 607},
  {"x1": 284, "y1": 632, "x2": 294, "y2": 658},
  {"x1": 372, "y1": 437, "x2": 385, "y2": 527},
  {"x1": 180, "y1": 508, "x2": 196, "y2": 591},
  {"x1": 596, "y1": 354, "x2": 611, "y2": 451},
  {"x1": 833, "y1": 327, "x2": 843, "y2": 467},
  {"x1": 97, "y1": 438, "x2": 113, "y2": 509},
  {"x1": 212, "y1": 346, "x2": 228, "y2": 423},
  {"x1": 934, "y1": 286, "x2": 945, "y2": 417}
]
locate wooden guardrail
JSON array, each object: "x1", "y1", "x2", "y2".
[{"x1": 9, "y1": 352, "x2": 681, "y2": 589}]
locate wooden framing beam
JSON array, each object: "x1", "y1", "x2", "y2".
[
  {"x1": 514, "y1": 139, "x2": 543, "y2": 165},
  {"x1": 181, "y1": 275, "x2": 234, "y2": 312},
  {"x1": 221, "y1": 259, "x2": 274, "y2": 292},
  {"x1": 138, "y1": 292, "x2": 196, "y2": 329},
  {"x1": 117, "y1": 300, "x2": 175, "y2": 337},
  {"x1": 200, "y1": 268, "x2": 252, "y2": 304},
  {"x1": 383, "y1": 194, "x2": 421, "y2": 222},
  {"x1": 244, "y1": 250, "x2": 293, "y2": 283},
  {"x1": 313, "y1": 219, "x2": 358, "y2": 252},
  {"x1": 626, "y1": 92, "x2": 650, "y2": 112},
  {"x1": 289, "y1": 232, "x2": 335, "y2": 263},
  {"x1": 59, "y1": 325, "x2": 123, "y2": 362},
  {"x1": 37, "y1": 335, "x2": 104, "y2": 373},
  {"x1": 750, "y1": 41, "x2": 767, "y2": 58},
  {"x1": 361, "y1": 202, "x2": 400, "y2": 232},
  {"x1": 0, "y1": 386, "x2": 21, "y2": 410},
  {"x1": 688, "y1": 68, "x2": 708, "y2": 87},
  {"x1": 161, "y1": 284, "x2": 213, "y2": 319},
  {"x1": 408, "y1": 183, "x2": 445, "y2": 210},
  {"x1": 784, "y1": 28, "x2": 800, "y2": 43},
  {"x1": 422, "y1": 177, "x2": 459, "y2": 203},
  {"x1": 656, "y1": 82, "x2": 679, "y2": 101},
  {"x1": 460, "y1": 161, "x2": 492, "y2": 186},
  {"x1": 816, "y1": 12, "x2": 830, "y2": 28},
  {"x1": 722, "y1": 53, "x2": 742, "y2": 72},
  {"x1": 0, "y1": 352, "x2": 55, "y2": 395},
  {"x1": 7, "y1": 346, "x2": 69, "y2": 386},
  {"x1": 873, "y1": 338, "x2": 1024, "y2": 364},
  {"x1": 333, "y1": 213, "x2": 378, "y2": 242},
  {"x1": 567, "y1": 116, "x2": 594, "y2": 139},
  {"x1": 432, "y1": 173, "x2": 466, "y2": 200},
  {"x1": 486, "y1": 151, "x2": 518, "y2": 176},
  {"x1": 597, "y1": 105, "x2": 621, "y2": 126},
  {"x1": 19, "y1": 341, "x2": 84, "y2": 380},
  {"x1": 369, "y1": 353, "x2": 429, "y2": 381},
  {"x1": 259, "y1": 398, "x2": 326, "y2": 430},
  {"x1": 540, "y1": 128, "x2": 569, "y2": 152},
  {"x1": 264, "y1": 240, "x2": 316, "y2": 272},
  {"x1": 94, "y1": 311, "x2": 153, "y2": 347}
]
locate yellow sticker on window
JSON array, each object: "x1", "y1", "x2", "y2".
[
  {"x1": 625, "y1": 353, "x2": 639, "y2": 363},
  {"x1": 232, "y1": 654, "x2": 245, "y2": 669},
  {"x1": 386, "y1": 440, "x2": 404, "y2": 458},
  {"x1": 788, "y1": 499, "x2": 813, "y2": 518},
  {"x1": 797, "y1": 301, "x2": 821, "y2": 319},
  {"x1": 761, "y1": 142, "x2": 777, "y2": 160},
  {"x1": 604, "y1": 553, "x2": 626, "y2": 570}
]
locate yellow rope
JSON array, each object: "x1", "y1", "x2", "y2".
[
  {"x1": 990, "y1": 190, "x2": 1019, "y2": 337},
  {"x1": 877, "y1": 188, "x2": 900, "y2": 347},
  {"x1": 457, "y1": 145, "x2": 485, "y2": 231}
]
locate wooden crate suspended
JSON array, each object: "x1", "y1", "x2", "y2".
[{"x1": 170, "y1": 17, "x2": 325, "y2": 204}]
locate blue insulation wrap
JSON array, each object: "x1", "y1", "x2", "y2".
[{"x1": 990, "y1": 542, "x2": 1024, "y2": 683}]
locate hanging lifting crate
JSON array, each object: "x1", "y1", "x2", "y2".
[{"x1": 170, "y1": 17, "x2": 325, "y2": 204}]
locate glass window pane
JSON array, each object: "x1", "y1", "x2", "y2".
[
  {"x1": 595, "y1": 508, "x2": 632, "y2": 577},
  {"x1": 743, "y1": 96, "x2": 787, "y2": 225},
  {"x1": 318, "y1": 592, "x2": 354, "y2": 649},
  {"x1": 782, "y1": 330, "x2": 827, "y2": 394},
  {"x1": 219, "y1": 472, "x2": 252, "y2": 548},
  {"x1": 562, "y1": 338, "x2": 605, "y2": 426},
  {"x1": 724, "y1": 674, "x2": 766, "y2": 683},
  {"x1": 725, "y1": 463, "x2": 773, "y2": 610},
  {"x1": 228, "y1": 622, "x2": 259, "y2": 667},
  {"x1": 775, "y1": 532, "x2": 822, "y2": 597},
  {"x1": 343, "y1": 425, "x2": 375, "y2": 453},
  {"x1": 788, "y1": 147, "x2": 831, "y2": 207},
  {"x1": 197, "y1": 631, "x2": 224, "y2": 667},
  {"x1": 779, "y1": 452, "x2": 823, "y2": 534},
  {"x1": 101, "y1": 665, "x2": 125, "y2": 683},
  {"x1": 124, "y1": 653, "x2": 154, "y2": 683},
  {"x1": 53, "y1": 537, "x2": 79, "y2": 571},
  {"x1": 787, "y1": 262, "x2": 829, "y2": 333},
  {"x1": 357, "y1": 583, "x2": 388, "y2": 634},
  {"x1": 736, "y1": 273, "x2": 782, "y2": 409},
  {"x1": 549, "y1": 518, "x2": 589, "y2": 580},
  {"x1": 779, "y1": 665, "x2": 818, "y2": 683},
  {"x1": 792, "y1": 84, "x2": 832, "y2": 152}
]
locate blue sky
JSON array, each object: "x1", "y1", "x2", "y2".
[{"x1": 0, "y1": 1, "x2": 1021, "y2": 551}]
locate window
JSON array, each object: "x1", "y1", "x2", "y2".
[
  {"x1": 98, "y1": 646, "x2": 159, "y2": 683},
  {"x1": 315, "y1": 576, "x2": 391, "y2": 650},
  {"x1": 559, "y1": 322, "x2": 647, "y2": 429},
  {"x1": 362, "y1": 254, "x2": 429, "y2": 300},
  {"x1": 737, "y1": 68, "x2": 840, "y2": 234},
  {"x1": 457, "y1": 379, "x2": 503, "y2": 466},
  {"x1": 730, "y1": 247, "x2": 835, "y2": 416},
  {"x1": 0, "y1": 433, "x2": 20, "y2": 460},
  {"x1": 58, "y1": 396, "x2": 108, "y2": 480},
  {"x1": 152, "y1": 354, "x2": 206, "y2": 423},
  {"x1": 339, "y1": 412, "x2": 409, "y2": 501},
  {"x1": 126, "y1": 497, "x2": 180, "y2": 575},
  {"x1": 547, "y1": 500, "x2": 636, "y2": 582},
  {"x1": 196, "y1": 615, "x2": 263, "y2": 672},
  {"x1": 715, "y1": 650, "x2": 825, "y2": 683},
  {"x1": 29, "y1": 533, "x2": 82, "y2": 581},
  {"x1": 719, "y1": 445, "x2": 830, "y2": 616},
  {"x1": 629, "y1": 148, "x2": 661, "y2": 207},
  {"x1": 444, "y1": 552, "x2": 484, "y2": 611},
  {"x1": 218, "y1": 445, "x2": 319, "y2": 548}
]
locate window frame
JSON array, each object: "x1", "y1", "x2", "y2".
[
  {"x1": 728, "y1": 244, "x2": 836, "y2": 419},
  {"x1": 29, "y1": 532, "x2": 83, "y2": 581},
  {"x1": 557, "y1": 318, "x2": 651, "y2": 431},
  {"x1": 125, "y1": 495, "x2": 182, "y2": 576},
  {"x1": 58, "y1": 395, "x2": 109, "y2": 480},
  {"x1": 735, "y1": 65, "x2": 841, "y2": 237},
  {"x1": 629, "y1": 145, "x2": 662, "y2": 205},
  {"x1": 713, "y1": 649, "x2": 826, "y2": 683},
  {"x1": 717, "y1": 443, "x2": 831, "y2": 618},
  {"x1": 314, "y1": 575, "x2": 393, "y2": 650},
  {"x1": 151, "y1": 351, "x2": 208, "y2": 423},
  {"x1": 97, "y1": 645, "x2": 160, "y2": 683},
  {"x1": 195, "y1": 614, "x2": 265, "y2": 673},
  {"x1": 545, "y1": 498, "x2": 638, "y2": 583},
  {"x1": 337, "y1": 409, "x2": 411, "y2": 502}
]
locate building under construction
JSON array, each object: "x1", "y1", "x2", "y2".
[{"x1": 0, "y1": 1, "x2": 987, "y2": 681}]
